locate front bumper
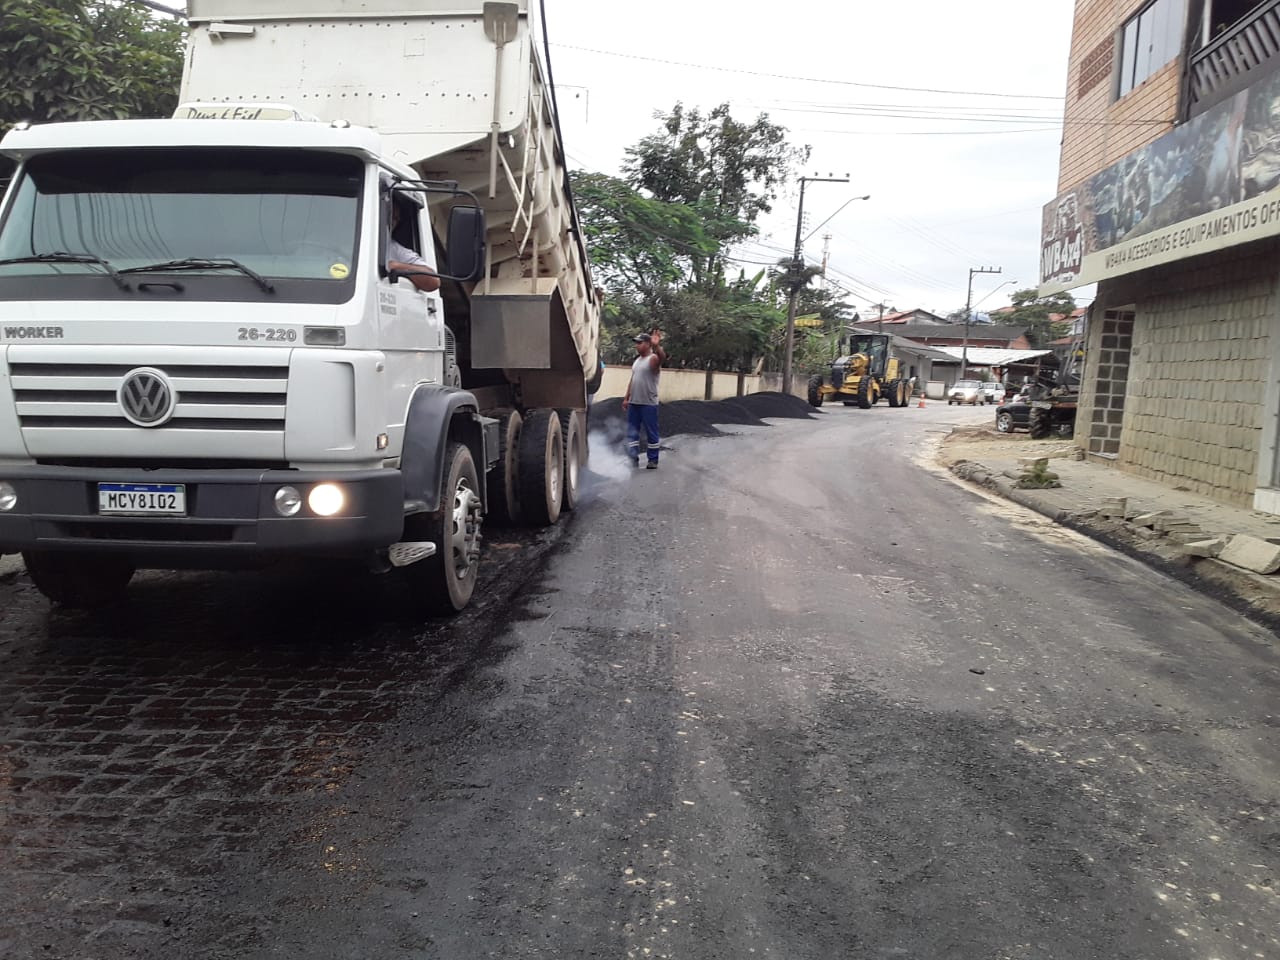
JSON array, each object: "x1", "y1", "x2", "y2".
[{"x1": 0, "y1": 466, "x2": 404, "y2": 567}]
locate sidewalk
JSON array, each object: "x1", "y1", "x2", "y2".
[{"x1": 940, "y1": 427, "x2": 1280, "y2": 628}]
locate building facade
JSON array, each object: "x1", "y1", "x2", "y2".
[{"x1": 1043, "y1": 0, "x2": 1280, "y2": 511}]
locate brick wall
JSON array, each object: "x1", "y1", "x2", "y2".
[
  {"x1": 1057, "y1": 0, "x2": 1182, "y2": 192},
  {"x1": 1088, "y1": 240, "x2": 1279, "y2": 506}
]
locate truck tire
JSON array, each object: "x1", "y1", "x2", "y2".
[
  {"x1": 403, "y1": 441, "x2": 482, "y2": 615},
  {"x1": 22, "y1": 551, "x2": 134, "y2": 609},
  {"x1": 856, "y1": 376, "x2": 874, "y2": 409},
  {"x1": 807, "y1": 376, "x2": 825, "y2": 408},
  {"x1": 558, "y1": 409, "x2": 584, "y2": 512},
  {"x1": 885, "y1": 380, "x2": 902, "y2": 408},
  {"x1": 518, "y1": 408, "x2": 563, "y2": 527},
  {"x1": 487, "y1": 409, "x2": 523, "y2": 526}
]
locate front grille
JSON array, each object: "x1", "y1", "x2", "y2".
[{"x1": 9, "y1": 361, "x2": 289, "y2": 432}]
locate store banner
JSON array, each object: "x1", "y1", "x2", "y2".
[{"x1": 1040, "y1": 70, "x2": 1280, "y2": 292}]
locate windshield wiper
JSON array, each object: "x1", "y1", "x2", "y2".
[
  {"x1": 0, "y1": 251, "x2": 130, "y2": 290},
  {"x1": 119, "y1": 257, "x2": 275, "y2": 294}
]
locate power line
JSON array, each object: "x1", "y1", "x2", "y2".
[
  {"x1": 793, "y1": 126, "x2": 1062, "y2": 137},
  {"x1": 551, "y1": 42, "x2": 1064, "y2": 101}
]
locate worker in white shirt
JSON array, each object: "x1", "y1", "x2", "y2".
[{"x1": 388, "y1": 203, "x2": 441, "y2": 293}]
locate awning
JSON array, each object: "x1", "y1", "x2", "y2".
[{"x1": 929, "y1": 347, "x2": 1053, "y2": 366}]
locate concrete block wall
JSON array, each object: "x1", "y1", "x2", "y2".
[
  {"x1": 1092, "y1": 241, "x2": 1279, "y2": 506},
  {"x1": 1057, "y1": 0, "x2": 1182, "y2": 192}
]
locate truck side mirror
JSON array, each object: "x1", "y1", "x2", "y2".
[{"x1": 446, "y1": 205, "x2": 486, "y2": 282}]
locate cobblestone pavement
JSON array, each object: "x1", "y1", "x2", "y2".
[{"x1": 0, "y1": 536, "x2": 556, "y2": 960}]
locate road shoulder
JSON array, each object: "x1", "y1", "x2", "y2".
[{"x1": 939, "y1": 426, "x2": 1280, "y2": 632}]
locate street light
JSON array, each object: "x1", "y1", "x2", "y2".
[
  {"x1": 961, "y1": 266, "x2": 1001, "y2": 378},
  {"x1": 782, "y1": 178, "x2": 868, "y2": 395},
  {"x1": 974, "y1": 278, "x2": 1018, "y2": 310}
]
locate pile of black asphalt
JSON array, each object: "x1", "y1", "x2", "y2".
[{"x1": 588, "y1": 392, "x2": 817, "y2": 445}]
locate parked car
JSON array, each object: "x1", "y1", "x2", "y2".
[
  {"x1": 995, "y1": 395, "x2": 1076, "y2": 437},
  {"x1": 982, "y1": 381, "x2": 1004, "y2": 403},
  {"x1": 948, "y1": 380, "x2": 985, "y2": 405},
  {"x1": 994, "y1": 399, "x2": 1032, "y2": 433}
]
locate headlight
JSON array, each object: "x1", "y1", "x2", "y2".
[
  {"x1": 308, "y1": 483, "x2": 345, "y2": 517},
  {"x1": 0, "y1": 482, "x2": 16, "y2": 512},
  {"x1": 273, "y1": 485, "x2": 302, "y2": 518}
]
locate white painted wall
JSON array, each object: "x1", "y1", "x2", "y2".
[{"x1": 595, "y1": 365, "x2": 762, "y2": 402}]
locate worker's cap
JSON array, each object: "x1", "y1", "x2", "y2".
[{"x1": 632, "y1": 333, "x2": 652, "y2": 343}]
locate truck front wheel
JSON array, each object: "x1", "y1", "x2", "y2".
[
  {"x1": 22, "y1": 551, "x2": 134, "y2": 609},
  {"x1": 403, "y1": 441, "x2": 482, "y2": 615}
]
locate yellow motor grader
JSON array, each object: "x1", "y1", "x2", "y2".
[{"x1": 806, "y1": 333, "x2": 909, "y2": 409}]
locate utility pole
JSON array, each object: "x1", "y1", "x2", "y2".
[
  {"x1": 962, "y1": 266, "x2": 1001, "y2": 378},
  {"x1": 820, "y1": 234, "x2": 832, "y2": 291},
  {"x1": 783, "y1": 175, "x2": 851, "y2": 395}
]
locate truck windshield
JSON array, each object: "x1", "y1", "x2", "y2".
[{"x1": 0, "y1": 148, "x2": 362, "y2": 297}]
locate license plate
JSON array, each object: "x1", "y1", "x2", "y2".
[{"x1": 98, "y1": 483, "x2": 187, "y2": 516}]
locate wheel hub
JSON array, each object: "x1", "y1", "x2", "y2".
[{"x1": 449, "y1": 480, "x2": 482, "y2": 580}]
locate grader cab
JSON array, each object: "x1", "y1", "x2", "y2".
[{"x1": 806, "y1": 333, "x2": 909, "y2": 409}]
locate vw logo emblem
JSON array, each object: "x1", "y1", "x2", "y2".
[{"x1": 118, "y1": 368, "x2": 176, "y2": 427}]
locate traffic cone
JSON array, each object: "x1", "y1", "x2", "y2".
[{"x1": 917, "y1": 392, "x2": 926, "y2": 409}]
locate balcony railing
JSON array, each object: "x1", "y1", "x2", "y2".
[{"x1": 1187, "y1": 0, "x2": 1280, "y2": 118}]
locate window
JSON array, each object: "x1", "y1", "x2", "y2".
[
  {"x1": 1117, "y1": 0, "x2": 1188, "y2": 97},
  {"x1": 0, "y1": 148, "x2": 363, "y2": 302}
]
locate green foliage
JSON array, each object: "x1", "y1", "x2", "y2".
[
  {"x1": 600, "y1": 271, "x2": 786, "y2": 371},
  {"x1": 0, "y1": 1, "x2": 186, "y2": 177},
  {"x1": 580, "y1": 102, "x2": 810, "y2": 371},
  {"x1": 796, "y1": 284, "x2": 856, "y2": 329},
  {"x1": 1016, "y1": 458, "x2": 1061, "y2": 489},
  {"x1": 784, "y1": 286, "x2": 856, "y2": 376},
  {"x1": 570, "y1": 171, "x2": 715, "y2": 301},
  {"x1": 998, "y1": 287, "x2": 1077, "y2": 347},
  {"x1": 623, "y1": 102, "x2": 807, "y2": 289}
]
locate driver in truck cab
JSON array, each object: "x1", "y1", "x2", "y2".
[{"x1": 387, "y1": 201, "x2": 441, "y2": 293}]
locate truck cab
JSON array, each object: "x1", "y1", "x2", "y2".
[{"x1": 0, "y1": 0, "x2": 599, "y2": 613}]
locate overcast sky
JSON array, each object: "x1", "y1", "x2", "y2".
[{"x1": 542, "y1": 0, "x2": 1077, "y2": 316}]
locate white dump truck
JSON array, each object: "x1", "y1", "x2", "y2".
[{"x1": 0, "y1": 0, "x2": 601, "y2": 612}]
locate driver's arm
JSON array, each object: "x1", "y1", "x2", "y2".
[
  {"x1": 388, "y1": 259, "x2": 441, "y2": 293},
  {"x1": 387, "y1": 239, "x2": 441, "y2": 293}
]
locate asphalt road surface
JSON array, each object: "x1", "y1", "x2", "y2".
[{"x1": 2, "y1": 403, "x2": 1278, "y2": 960}]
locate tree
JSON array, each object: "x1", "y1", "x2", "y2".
[
  {"x1": 0, "y1": 1, "x2": 185, "y2": 176},
  {"x1": 996, "y1": 288, "x2": 1077, "y2": 347},
  {"x1": 570, "y1": 171, "x2": 715, "y2": 304},
  {"x1": 577, "y1": 104, "x2": 807, "y2": 371},
  {"x1": 623, "y1": 103, "x2": 807, "y2": 289}
]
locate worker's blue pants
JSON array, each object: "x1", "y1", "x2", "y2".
[{"x1": 626, "y1": 404, "x2": 660, "y2": 463}]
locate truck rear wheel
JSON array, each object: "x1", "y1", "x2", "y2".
[
  {"x1": 403, "y1": 441, "x2": 482, "y2": 615},
  {"x1": 22, "y1": 551, "x2": 134, "y2": 609},
  {"x1": 558, "y1": 409, "x2": 584, "y2": 512},
  {"x1": 518, "y1": 408, "x2": 563, "y2": 527},
  {"x1": 487, "y1": 409, "x2": 523, "y2": 526}
]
